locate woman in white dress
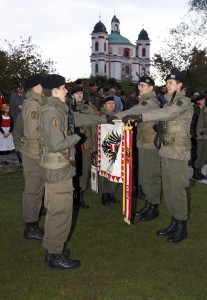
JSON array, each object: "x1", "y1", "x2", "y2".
[{"x1": 0, "y1": 104, "x2": 15, "y2": 154}]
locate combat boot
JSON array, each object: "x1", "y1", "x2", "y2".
[
  {"x1": 198, "y1": 168, "x2": 207, "y2": 180},
  {"x1": 101, "y1": 193, "x2": 110, "y2": 206},
  {"x1": 45, "y1": 248, "x2": 71, "y2": 264},
  {"x1": 79, "y1": 191, "x2": 89, "y2": 209},
  {"x1": 48, "y1": 253, "x2": 81, "y2": 270},
  {"x1": 157, "y1": 217, "x2": 177, "y2": 236},
  {"x1": 134, "y1": 200, "x2": 150, "y2": 217},
  {"x1": 167, "y1": 220, "x2": 187, "y2": 243},
  {"x1": 192, "y1": 168, "x2": 202, "y2": 181},
  {"x1": 24, "y1": 222, "x2": 44, "y2": 240},
  {"x1": 139, "y1": 203, "x2": 159, "y2": 221},
  {"x1": 108, "y1": 193, "x2": 120, "y2": 204}
]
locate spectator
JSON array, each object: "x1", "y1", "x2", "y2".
[
  {"x1": 0, "y1": 104, "x2": 15, "y2": 154},
  {"x1": 157, "y1": 85, "x2": 167, "y2": 108},
  {"x1": 10, "y1": 84, "x2": 26, "y2": 122},
  {"x1": 125, "y1": 90, "x2": 139, "y2": 110},
  {"x1": 108, "y1": 88, "x2": 123, "y2": 112}
]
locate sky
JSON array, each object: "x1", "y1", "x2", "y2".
[{"x1": 1, "y1": 0, "x2": 189, "y2": 83}]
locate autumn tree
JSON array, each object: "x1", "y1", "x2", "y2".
[
  {"x1": 0, "y1": 36, "x2": 55, "y2": 100},
  {"x1": 152, "y1": 0, "x2": 207, "y2": 94}
]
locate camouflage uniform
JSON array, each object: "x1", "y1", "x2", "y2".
[{"x1": 39, "y1": 96, "x2": 107, "y2": 254}]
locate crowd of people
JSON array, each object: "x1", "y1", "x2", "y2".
[{"x1": 0, "y1": 72, "x2": 206, "y2": 271}]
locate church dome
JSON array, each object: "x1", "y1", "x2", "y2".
[
  {"x1": 138, "y1": 29, "x2": 149, "y2": 40},
  {"x1": 109, "y1": 32, "x2": 131, "y2": 44},
  {"x1": 92, "y1": 21, "x2": 108, "y2": 34},
  {"x1": 111, "y1": 15, "x2": 120, "y2": 23}
]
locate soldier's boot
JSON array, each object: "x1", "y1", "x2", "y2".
[
  {"x1": 24, "y1": 222, "x2": 44, "y2": 240},
  {"x1": 48, "y1": 253, "x2": 81, "y2": 270},
  {"x1": 101, "y1": 193, "x2": 110, "y2": 206},
  {"x1": 45, "y1": 248, "x2": 71, "y2": 264},
  {"x1": 139, "y1": 203, "x2": 159, "y2": 221},
  {"x1": 157, "y1": 217, "x2": 177, "y2": 236},
  {"x1": 134, "y1": 200, "x2": 151, "y2": 217},
  {"x1": 198, "y1": 168, "x2": 207, "y2": 180},
  {"x1": 79, "y1": 191, "x2": 89, "y2": 209},
  {"x1": 167, "y1": 220, "x2": 187, "y2": 243},
  {"x1": 192, "y1": 168, "x2": 202, "y2": 180},
  {"x1": 108, "y1": 193, "x2": 120, "y2": 204}
]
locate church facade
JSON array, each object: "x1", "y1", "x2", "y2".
[{"x1": 90, "y1": 15, "x2": 151, "y2": 83}]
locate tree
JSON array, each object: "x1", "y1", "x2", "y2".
[
  {"x1": 152, "y1": 1, "x2": 207, "y2": 94},
  {"x1": 0, "y1": 36, "x2": 55, "y2": 100},
  {"x1": 189, "y1": 0, "x2": 207, "y2": 12}
]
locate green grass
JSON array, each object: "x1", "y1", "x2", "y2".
[{"x1": 0, "y1": 170, "x2": 207, "y2": 300}]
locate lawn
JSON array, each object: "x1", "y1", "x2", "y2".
[{"x1": 0, "y1": 170, "x2": 206, "y2": 300}]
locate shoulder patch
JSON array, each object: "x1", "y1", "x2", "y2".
[
  {"x1": 176, "y1": 100, "x2": 183, "y2": 106},
  {"x1": 141, "y1": 101, "x2": 147, "y2": 106},
  {"x1": 31, "y1": 111, "x2": 38, "y2": 119},
  {"x1": 51, "y1": 117, "x2": 59, "y2": 127}
]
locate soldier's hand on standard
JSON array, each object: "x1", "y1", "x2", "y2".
[
  {"x1": 106, "y1": 115, "x2": 118, "y2": 124},
  {"x1": 122, "y1": 114, "x2": 142, "y2": 124}
]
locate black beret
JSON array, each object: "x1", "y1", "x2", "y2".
[
  {"x1": 138, "y1": 76, "x2": 155, "y2": 86},
  {"x1": 165, "y1": 73, "x2": 186, "y2": 84},
  {"x1": 195, "y1": 95, "x2": 206, "y2": 101},
  {"x1": 75, "y1": 78, "x2": 83, "y2": 85},
  {"x1": 42, "y1": 74, "x2": 65, "y2": 89},
  {"x1": 89, "y1": 82, "x2": 96, "y2": 87},
  {"x1": 71, "y1": 86, "x2": 83, "y2": 95},
  {"x1": 103, "y1": 96, "x2": 115, "y2": 103},
  {"x1": 25, "y1": 75, "x2": 43, "y2": 89}
]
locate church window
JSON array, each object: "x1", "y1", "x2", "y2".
[
  {"x1": 123, "y1": 49, "x2": 130, "y2": 58},
  {"x1": 104, "y1": 65, "x2": 107, "y2": 73},
  {"x1": 142, "y1": 48, "x2": 146, "y2": 57},
  {"x1": 125, "y1": 66, "x2": 129, "y2": 75},
  {"x1": 95, "y1": 64, "x2": 98, "y2": 73},
  {"x1": 114, "y1": 24, "x2": 118, "y2": 32},
  {"x1": 95, "y1": 42, "x2": 99, "y2": 51},
  {"x1": 104, "y1": 43, "x2": 106, "y2": 52}
]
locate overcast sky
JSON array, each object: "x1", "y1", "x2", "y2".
[{"x1": 1, "y1": 0, "x2": 189, "y2": 82}]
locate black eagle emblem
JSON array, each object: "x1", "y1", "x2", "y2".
[{"x1": 101, "y1": 130, "x2": 122, "y2": 164}]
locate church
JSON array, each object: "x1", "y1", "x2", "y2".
[{"x1": 90, "y1": 15, "x2": 151, "y2": 83}]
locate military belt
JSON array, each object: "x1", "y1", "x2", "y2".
[{"x1": 163, "y1": 139, "x2": 190, "y2": 147}]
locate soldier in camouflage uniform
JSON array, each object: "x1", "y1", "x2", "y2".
[
  {"x1": 190, "y1": 95, "x2": 207, "y2": 180},
  {"x1": 20, "y1": 75, "x2": 45, "y2": 240},
  {"x1": 116, "y1": 77, "x2": 162, "y2": 221},
  {"x1": 122, "y1": 73, "x2": 193, "y2": 243},
  {"x1": 39, "y1": 74, "x2": 111, "y2": 270},
  {"x1": 70, "y1": 85, "x2": 96, "y2": 209}
]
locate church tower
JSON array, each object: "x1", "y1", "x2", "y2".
[
  {"x1": 90, "y1": 19, "x2": 108, "y2": 77},
  {"x1": 136, "y1": 28, "x2": 151, "y2": 77}
]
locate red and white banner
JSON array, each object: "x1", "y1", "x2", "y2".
[
  {"x1": 97, "y1": 121, "x2": 124, "y2": 183},
  {"x1": 122, "y1": 124, "x2": 133, "y2": 224},
  {"x1": 98, "y1": 121, "x2": 133, "y2": 224}
]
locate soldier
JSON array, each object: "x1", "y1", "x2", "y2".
[
  {"x1": 39, "y1": 74, "x2": 113, "y2": 270},
  {"x1": 88, "y1": 82, "x2": 101, "y2": 112},
  {"x1": 122, "y1": 72, "x2": 193, "y2": 243},
  {"x1": 70, "y1": 85, "x2": 96, "y2": 209},
  {"x1": 116, "y1": 76, "x2": 162, "y2": 221},
  {"x1": 190, "y1": 95, "x2": 207, "y2": 180},
  {"x1": 20, "y1": 75, "x2": 45, "y2": 240}
]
